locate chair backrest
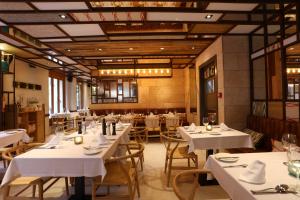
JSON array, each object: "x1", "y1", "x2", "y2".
[
  {"x1": 145, "y1": 116, "x2": 160, "y2": 128},
  {"x1": 160, "y1": 133, "x2": 186, "y2": 156},
  {"x1": 104, "y1": 143, "x2": 144, "y2": 182},
  {"x1": 130, "y1": 129, "x2": 146, "y2": 143},
  {"x1": 120, "y1": 115, "x2": 134, "y2": 125},
  {"x1": 166, "y1": 117, "x2": 180, "y2": 129},
  {"x1": 2, "y1": 143, "x2": 44, "y2": 164},
  {"x1": 173, "y1": 169, "x2": 211, "y2": 200}
]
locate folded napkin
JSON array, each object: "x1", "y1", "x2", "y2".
[
  {"x1": 188, "y1": 123, "x2": 196, "y2": 132},
  {"x1": 239, "y1": 160, "x2": 266, "y2": 184},
  {"x1": 99, "y1": 134, "x2": 108, "y2": 144},
  {"x1": 220, "y1": 123, "x2": 231, "y2": 131}
]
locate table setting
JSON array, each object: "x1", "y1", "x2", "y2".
[{"x1": 0, "y1": 128, "x2": 31, "y2": 147}]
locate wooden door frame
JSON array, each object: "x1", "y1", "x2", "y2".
[{"x1": 199, "y1": 55, "x2": 218, "y2": 125}]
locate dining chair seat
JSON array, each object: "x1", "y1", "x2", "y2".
[{"x1": 167, "y1": 146, "x2": 196, "y2": 159}]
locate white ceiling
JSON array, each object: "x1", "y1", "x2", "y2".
[
  {"x1": 16, "y1": 25, "x2": 66, "y2": 38},
  {"x1": 229, "y1": 25, "x2": 259, "y2": 34},
  {"x1": 206, "y1": 3, "x2": 258, "y2": 11},
  {"x1": 58, "y1": 24, "x2": 105, "y2": 36},
  {"x1": 0, "y1": 2, "x2": 33, "y2": 11},
  {"x1": 147, "y1": 12, "x2": 222, "y2": 22},
  {"x1": 32, "y1": 2, "x2": 89, "y2": 10}
]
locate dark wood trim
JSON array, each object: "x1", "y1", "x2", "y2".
[
  {"x1": 263, "y1": 4, "x2": 269, "y2": 117},
  {"x1": 249, "y1": 35, "x2": 254, "y2": 115}
]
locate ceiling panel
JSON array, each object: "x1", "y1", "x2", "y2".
[
  {"x1": 24, "y1": 48, "x2": 44, "y2": 55},
  {"x1": 70, "y1": 12, "x2": 145, "y2": 22},
  {"x1": 190, "y1": 24, "x2": 234, "y2": 34},
  {"x1": 109, "y1": 35, "x2": 186, "y2": 40},
  {"x1": 29, "y1": 58, "x2": 61, "y2": 68},
  {"x1": 0, "y1": 2, "x2": 33, "y2": 11},
  {"x1": 32, "y1": 2, "x2": 89, "y2": 10},
  {"x1": 74, "y1": 64, "x2": 90, "y2": 73},
  {"x1": 73, "y1": 36, "x2": 107, "y2": 41},
  {"x1": 206, "y1": 3, "x2": 258, "y2": 11},
  {"x1": 40, "y1": 38, "x2": 73, "y2": 42},
  {"x1": 229, "y1": 25, "x2": 259, "y2": 34},
  {"x1": 56, "y1": 56, "x2": 77, "y2": 64},
  {"x1": 48, "y1": 40, "x2": 210, "y2": 57},
  {"x1": 0, "y1": 34, "x2": 26, "y2": 47},
  {"x1": 58, "y1": 24, "x2": 105, "y2": 36},
  {"x1": 15, "y1": 25, "x2": 66, "y2": 38},
  {"x1": 0, "y1": 43, "x2": 35, "y2": 58},
  {"x1": 0, "y1": 13, "x2": 72, "y2": 23},
  {"x1": 147, "y1": 12, "x2": 222, "y2": 22}
]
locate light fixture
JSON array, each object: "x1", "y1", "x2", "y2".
[
  {"x1": 65, "y1": 48, "x2": 71, "y2": 52},
  {"x1": 125, "y1": 70, "x2": 128, "y2": 74},
  {"x1": 143, "y1": 69, "x2": 146, "y2": 74},
  {"x1": 192, "y1": 46, "x2": 195, "y2": 50},
  {"x1": 160, "y1": 69, "x2": 164, "y2": 73},
  {"x1": 113, "y1": 70, "x2": 116, "y2": 74},
  {"x1": 137, "y1": 69, "x2": 140, "y2": 73},
  {"x1": 129, "y1": 48, "x2": 133, "y2": 51},
  {"x1": 53, "y1": 58, "x2": 58, "y2": 62},
  {"x1": 287, "y1": 69, "x2": 291, "y2": 73},
  {"x1": 101, "y1": 70, "x2": 104, "y2": 74},
  {"x1": 107, "y1": 70, "x2": 110, "y2": 74},
  {"x1": 130, "y1": 69, "x2": 134, "y2": 74},
  {"x1": 58, "y1": 61, "x2": 63, "y2": 65},
  {"x1": 118, "y1": 70, "x2": 121, "y2": 74},
  {"x1": 292, "y1": 69, "x2": 296, "y2": 73},
  {"x1": 289, "y1": 47, "x2": 295, "y2": 50},
  {"x1": 149, "y1": 69, "x2": 152, "y2": 74},
  {"x1": 97, "y1": 48, "x2": 102, "y2": 51},
  {"x1": 95, "y1": 68, "x2": 172, "y2": 78},
  {"x1": 298, "y1": 69, "x2": 300, "y2": 73},
  {"x1": 160, "y1": 47, "x2": 164, "y2": 50},
  {"x1": 47, "y1": 55, "x2": 52, "y2": 60},
  {"x1": 155, "y1": 69, "x2": 158, "y2": 74},
  {"x1": 205, "y1": 14, "x2": 213, "y2": 19},
  {"x1": 59, "y1": 14, "x2": 67, "y2": 19},
  {"x1": 167, "y1": 69, "x2": 170, "y2": 73}
]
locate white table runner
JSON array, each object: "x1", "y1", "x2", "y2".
[
  {"x1": 1, "y1": 125, "x2": 130, "y2": 186},
  {"x1": 205, "y1": 152, "x2": 300, "y2": 200},
  {"x1": 0, "y1": 129, "x2": 30, "y2": 148},
  {"x1": 177, "y1": 126, "x2": 253, "y2": 153}
]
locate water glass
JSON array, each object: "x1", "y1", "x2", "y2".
[
  {"x1": 282, "y1": 133, "x2": 297, "y2": 151},
  {"x1": 288, "y1": 146, "x2": 300, "y2": 182},
  {"x1": 55, "y1": 126, "x2": 64, "y2": 146},
  {"x1": 203, "y1": 117, "x2": 209, "y2": 127}
]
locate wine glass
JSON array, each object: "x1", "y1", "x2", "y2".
[
  {"x1": 209, "y1": 114, "x2": 217, "y2": 125},
  {"x1": 203, "y1": 117, "x2": 209, "y2": 127},
  {"x1": 282, "y1": 133, "x2": 297, "y2": 152}
]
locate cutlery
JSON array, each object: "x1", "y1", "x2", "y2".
[
  {"x1": 251, "y1": 184, "x2": 297, "y2": 194},
  {"x1": 222, "y1": 164, "x2": 248, "y2": 168}
]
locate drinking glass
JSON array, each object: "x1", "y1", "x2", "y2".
[
  {"x1": 288, "y1": 146, "x2": 300, "y2": 182},
  {"x1": 209, "y1": 114, "x2": 217, "y2": 125},
  {"x1": 282, "y1": 133, "x2": 297, "y2": 152},
  {"x1": 55, "y1": 126, "x2": 64, "y2": 146},
  {"x1": 203, "y1": 117, "x2": 209, "y2": 127}
]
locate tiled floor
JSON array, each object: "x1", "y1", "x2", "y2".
[{"x1": 0, "y1": 142, "x2": 229, "y2": 200}]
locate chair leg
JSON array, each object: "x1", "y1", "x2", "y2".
[
  {"x1": 164, "y1": 155, "x2": 168, "y2": 173},
  {"x1": 65, "y1": 177, "x2": 69, "y2": 196},
  {"x1": 167, "y1": 158, "x2": 173, "y2": 187},
  {"x1": 140, "y1": 155, "x2": 143, "y2": 171},
  {"x1": 135, "y1": 173, "x2": 141, "y2": 198},
  {"x1": 32, "y1": 185, "x2": 36, "y2": 197},
  {"x1": 3, "y1": 185, "x2": 10, "y2": 200},
  {"x1": 38, "y1": 183, "x2": 43, "y2": 200},
  {"x1": 92, "y1": 182, "x2": 97, "y2": 200}
]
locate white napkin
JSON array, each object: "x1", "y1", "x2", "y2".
[
  {"x1": 239, "y1": 160, "x2": 266, "y2": 184},
  {"x1": 220, "y1": 123, "x2": 231, "y2": 131},
  {"x1": 99, "y1": 134, "x2": 108, "y2": 144},
  {"x1": 188, "y1": 123, "x2": 196, "y2": 132}
]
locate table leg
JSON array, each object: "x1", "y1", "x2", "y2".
[
  {"x1": 68, "y1": 177, "x2": 91, "y2": 200},
  {"x1": 198, "y1": 149, "x2": 219, "y2": 186}
]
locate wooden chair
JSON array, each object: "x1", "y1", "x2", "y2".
[
  {"x1": 161, "y1": 133, "x2": 198, "y2": 187},
  {"x1": 165, "y1": 116, "x2": 180, "y2": 137},
  {"x1": 173, "y1": 169, "x2": 229, "y2": 200},
  {"x1": 128, "y1": 129, "x2": 146, "y2": 171},
  {"x1": 2, "y1": 143, "x2": 69, "y2": 200},
  {"x1": 92, "y1": 143, "x2": 144, "y2": 200},
  {"x1": 145, "y1": 116, "x2": 161, "y2": 143}
]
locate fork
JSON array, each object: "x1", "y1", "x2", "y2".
[{"x1": 222, "y1": 164, "x2": 248, "y2": 168}]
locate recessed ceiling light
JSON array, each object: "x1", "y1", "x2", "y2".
[
  {"x1": 59, "y1": 14, "x2": 67, "y2": 19},
  {"x1": 97, "y1": 48, "x2": 102, "y2": 51},
  {"x1": 289, "y1": 47, "x2": 295, "y2": 50},
  {"x1": 160, "y1": 47, "x2": 164, "y2": 50},
  {"x1": 192, "y1": 46, "x2": 195, "y2": 50},
  {"x1": 129, "y1": 48, "x2": 133, "y2": 51},
  {"x1": 205, "y1": 14, "x2": 213, "y2": 19},
  {"x1": 65, "y1": 48, "x2": 71, "y2": 52}
]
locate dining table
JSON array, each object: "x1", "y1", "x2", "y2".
[
  {"x1": 204, "y1": 152, "x2": 300, "y2": 200},
  {"x1": 177, "y1": 126, "x2": 253, "y2": 153},
  {"x1": 1, "y1": 124, "x2": 131, "y2": 200},
  {"x1": 0, "y1": 129, "x2": 30, "y2": 148}
]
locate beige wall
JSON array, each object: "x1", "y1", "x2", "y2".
[
  {"x1": 12, "y1": 59, "x2": 50, "y2": 135},
  {"x1": 195, "y1": 36, "x2": 250, "y2": 130},
  {"x1": 90, "y1": 69, "x2": 185, "y2": 110},
  {"x1": 195, "y1": 37, "x2": 224, "y2": 125}
]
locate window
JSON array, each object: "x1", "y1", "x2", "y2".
[
  {"x1": 91, "y1": 78, "x2": 138, "y2": 104},
  {"x1": 48, "y1": 71, "x2": 65, "y2": 114},
  {"x1": 76, "y1": 83, "x2": 83, "y2": 110}
]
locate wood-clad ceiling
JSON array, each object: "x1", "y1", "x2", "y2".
[{"x1": 0, "y1": 0, "x2": 297, "y2": 80}]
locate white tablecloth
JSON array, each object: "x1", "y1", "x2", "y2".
[
  {"x1": 0, "y1": 129, "x2": 30, "y2": 148},
  {"x1": 1, "y1": 125, "x2": 131, "y2": 186},
  {"x1": 204, "y1": 152, "x2": 300, "y2": 200},
  {"x1": 178, "y1": 126, "x2": 253, "y2": 153}
]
